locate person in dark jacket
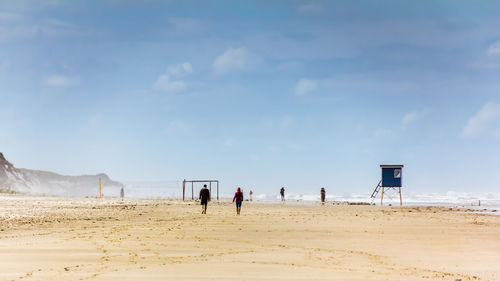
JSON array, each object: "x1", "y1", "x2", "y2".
[
  {"x1": 233, "y1": 187, "x2": 244, "y2": 215},
  {"x1": 320, "y1": 187, "x2": 326, "y2": 204},
  {"x1": 199, "y1": 184, "x2": 211, "y2": 214},
  {"x1": 280, "y1": 187, "x2": 285, "y2": 202}
]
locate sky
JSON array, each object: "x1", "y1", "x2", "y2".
[{"x1": 1, "y1": 0, "x2": 500, "y2": 196}]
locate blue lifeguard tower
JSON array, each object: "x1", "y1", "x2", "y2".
[{"x1": 370, "y1": 165, "x2": 403, "y2": 206}]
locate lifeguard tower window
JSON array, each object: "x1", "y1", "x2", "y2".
[{"x1": 394, "y1": 169, "x2": 401, "y2": 178}]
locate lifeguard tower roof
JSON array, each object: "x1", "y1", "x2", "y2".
[{"x1": 380, "y1": 165, "x2": 404, "y2": 168}]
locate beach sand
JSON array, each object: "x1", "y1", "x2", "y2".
[{"x1": 0, "y1": 195, "x2": 498, "y2": 281}]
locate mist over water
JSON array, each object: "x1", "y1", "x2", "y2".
[{"x1": 121, "y1": 181, "x2": 500, "y2": 210}]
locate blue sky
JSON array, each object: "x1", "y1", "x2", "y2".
[{"x1": 1, "y1": 0, "x2": 500, "y2": 195}]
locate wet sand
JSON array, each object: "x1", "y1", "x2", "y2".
[{"x1": 0, "y1": 195, "x2": 499, "y2": 280}]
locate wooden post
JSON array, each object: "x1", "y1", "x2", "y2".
[
  {"x1": 399, "y1": 187, "x2": 402, "y2": 206},
  {"x1": 191, "y1": 182, "x2": 194, "y2": 200},
  {"x1": 217, "y1": 181, "x2": 219, "y2": 201},
  {"x1": 99, "y1": 177, "x2": 102, "y2": 198},
  {"x1": 182, "y1": 180, "x2": 185, "y2": 201},
  {"x1": 380, "y1": 186, "x2": 384, "y2": 206},
  {"x1": 209, "y1": 182, "x2": 212, "y2": 194}
]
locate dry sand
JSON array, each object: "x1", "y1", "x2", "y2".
[{"x1": 0, "y1": 195, "x2": 499, "y2": 281}]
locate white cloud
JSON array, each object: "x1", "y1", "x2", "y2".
[
  {"x1": 373, "y1": 128, "x2": 393, "y2": 138},
  {"x1": 487, "y1": 41, "x2": 500, "y2": 56},
  {"x1": 266, "y1": 143, "x2": 304, "y2": 153},
  {"x1": 260, "y1": 115, "x2": 294, "y2": 130},
  {"x1": 153, "y1": 62, "x2": 192, "y2": 93},
  {"x1": 42, "y1": 74, "x2": 80, "y2": 87},
  {"x1": 280, "y1": 115, "x2": 294, "y2": 129},
  {"x1": 0, "y1": 58, "x2": 11, "y2": 71},
  {"x1": 473, "y1": 62, "x2": 500, "y2": 69},
  {"x1": 224, "y1": 137, "x2": 234, "y2": 147},
  {"x1": 402, "y1": 112, "x2": 419, "y2": 128},
  {"x1": 472, "y1": 42, "x2": 500, "y2": 68},
  {"x1": 286, "y1": 143, "x2": 304, "y2": 150},
  {"x1": 295, "y1": 78, "x2": 317, "y2": 96},
  {"x1": 0, "y1": 12, "x2": 23, "y2": 22},
  {"x1": 153, "y1": 77, "x2": 187, "y2": 92},
  {"x1": 0, "y1": 16, "x2": 84, "y2": 43},
  {"x1": 165, "y1": 119, "x2": 194, "y2": 136},
  {"x1": 297, "y1": 2, "x2": 323, "y2": 14},
  {"x1": 249, "y1": 154, "x2": 260, "y2": 161},
  {"x1": 213, "y1": 47, "x2": 260, "y2": 75},
  {"x1": 462, "y1": 102, "x2": 500, "y2": 137},
  {"x1": 165, "y1": 17, "x2": 207, "y2": 37},
  {"x1": 402, "y1": 109, "x2": 429, "y2": 129},
  {"x1": 267, "y1": 145, "x2": 280, "y2": 152},
  {"x1": 166, "y1": 62, "x2": 192, "y2": 76}
]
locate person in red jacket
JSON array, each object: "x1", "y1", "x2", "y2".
[{"x1": 233, "y1": 187, "x2": 244, "y2": 215}]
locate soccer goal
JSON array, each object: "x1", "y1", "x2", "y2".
[{"x1": 182, "y1": 179, "x2": 219, "y2": 201}]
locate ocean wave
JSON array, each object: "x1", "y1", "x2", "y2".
[{"x1": 120, "y1": 181, "x2": 500, "y2": 207}]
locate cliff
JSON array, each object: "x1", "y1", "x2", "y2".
[{"x1": 0, "y1": 152, "x2": 123, "y2": 196}]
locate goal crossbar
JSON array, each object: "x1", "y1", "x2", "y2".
[{"x1": 182, "y1": 179, "x2": 219, "y2": 201}]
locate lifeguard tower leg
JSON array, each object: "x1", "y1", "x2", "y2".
[
  {"x1": 399, "y1": 187, "x2": 402, "y2": 206},
  {"x1": 380, "y1": 187, "x2": 384, "y2": 206}
]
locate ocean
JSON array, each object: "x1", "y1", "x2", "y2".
[{"x1": 121, "y1": 181, "x2": 500, "y2": 213}]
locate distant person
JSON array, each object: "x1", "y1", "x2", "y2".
[
  {"x1": 233, "y1": 187, "x2": 244, "y2": 215},
  {"x1": 280, "y1": 187, "x2": 285, "y2": 202},
  {"x1": 249, "y1": 190, "x2": 253, "y2": 201},
  {"x1": 120, "y1": 187, "x2": 124, "y2": 201},
  {"x1": 320, "y1": 187, "x2": 326, "y2": 204},
  {"x1": 199, "y1": 184, "x2": 211, "y2": 214}
]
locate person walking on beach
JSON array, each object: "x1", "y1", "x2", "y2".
[
  {"x1": 320, "y1": 187, "x2": 326, "y2": 204},
  {"x1": 233, "y1": 187, "x2": 244, "y2": 215},
  {"x1": 120, "y1": 187, "x2": 124, "y2": 201},
  {"x1": 199, "y1": 184, "x2": 211, "y2": 214},
  {"x1": 280, "y1": 187, "x2": 285, "y2": 202},
  {"x1": 249, "y1": 190, "x2": 253, "y2": 201}
]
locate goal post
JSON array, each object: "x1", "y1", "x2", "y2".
[{"x1": 182, "y1": 179, "x2": 219, "y2": 201}]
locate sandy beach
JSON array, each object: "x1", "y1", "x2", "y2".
[{"x1": 0, "y1": 195, "x2": 498, "y2": 281}]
